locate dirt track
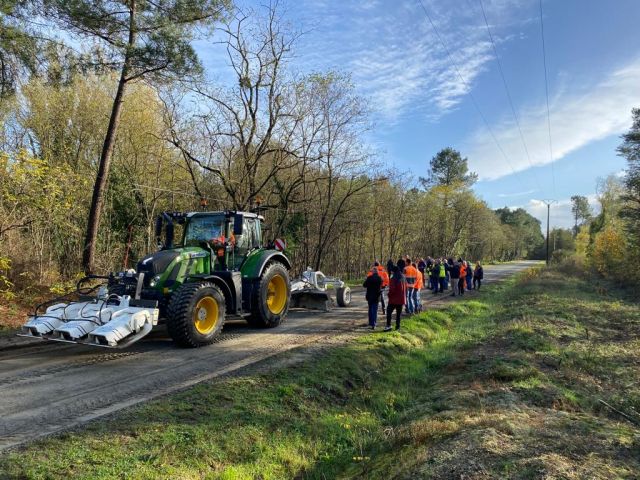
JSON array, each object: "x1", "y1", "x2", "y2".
[{"x1": 0, "y1": 261, "x2": 538, "y2": 450}]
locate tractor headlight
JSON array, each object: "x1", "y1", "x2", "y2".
[{"x1": 149, "y1": 274, "x2": 162, "y2": 287}]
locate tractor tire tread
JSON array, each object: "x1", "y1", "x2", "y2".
[
  {"x1": 247, "y1": 262, "x2": 290, "y2": 329},
  {"x1": 167, "y1": 282, "x2": 225, "y2": 348}
]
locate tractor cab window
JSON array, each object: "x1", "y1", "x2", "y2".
[
  {"x1": 184, "y1": 215, "x2": 226, "y2": 247},
  {"x1": 232, "y1": 217, "x2": 261, "y2": 268}
]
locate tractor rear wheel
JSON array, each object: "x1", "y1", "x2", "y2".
[
  {"x1": 166, "y1": 282, "x2": 225, "y2": 347},
  {"x1": 247, "y1": 262, "x2": 290, "y2": 328}
]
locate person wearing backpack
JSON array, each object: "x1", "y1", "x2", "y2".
[{"x1": 473, "y1": 261, "x2": 484, "y2": 290}]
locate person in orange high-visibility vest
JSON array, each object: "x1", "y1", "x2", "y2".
[
  {"x1": 458, "y1": 258, "x2": 467, "y2": 296},
  {"x1": 403, "y1": 257, "x2": 418, "y2": 314},
  {"x1": 414, "y1": 261, "x2": 423, "y2": 313},
  {"x1": 367, "y1": 261, "x2": 389, "y2": 313}
]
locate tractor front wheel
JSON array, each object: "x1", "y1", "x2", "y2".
[
  {"x1": 247, "y1": 262, "x2": 290, "y2": 328},
  {"x1": 166, "y1": 282, "x2": 225, "y2": 347}
]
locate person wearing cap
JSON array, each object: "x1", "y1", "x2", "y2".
[{"x1": 363, "y1": 266, "x2": 383, "y2": 329}]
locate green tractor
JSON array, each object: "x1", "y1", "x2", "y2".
[{"x1": 21, "y1": 211, "x2": 292, "y2": 348}]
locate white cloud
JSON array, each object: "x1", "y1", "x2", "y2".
[
  {"x1": 513, "y1": 194, "x2": 600, "y2": 230},
  {"x1": 467, "y1": 58, "x2": 640, "y2": 181}
]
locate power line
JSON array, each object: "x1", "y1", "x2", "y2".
[
  {"x1": 478, "y1": 0, "x2": 543, "y2": 194},
  {"x1": 539, "y1": 0, "x2": 557, "y2": 197},
  {"x1": 415, "y1": 0, "x2": 529, "y2": 191}
]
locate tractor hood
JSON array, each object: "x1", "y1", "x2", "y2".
[
  {"x1": 137, "y1": 250, "x2": 181, "y2": 277},
  {"x1": 136, "y1": 247, "x2": 211, "y2": 291}
]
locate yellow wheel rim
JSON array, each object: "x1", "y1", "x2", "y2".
[
  {"x1": 266, "y1": 274, "x2": 287, "y2": 315},
  {"x1": 193, "y1": 296, "x2": 219, "y2": 335}
]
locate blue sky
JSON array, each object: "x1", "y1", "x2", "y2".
[{"x1": 198, "y1": 0, "x2": 640, "y2": 228}]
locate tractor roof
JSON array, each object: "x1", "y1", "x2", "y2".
[{"x1": 186, "y1": 211, "x2": 263, "y2": 220}]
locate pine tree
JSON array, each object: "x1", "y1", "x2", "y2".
[{"x1": 44, "y1": 0, "x2": 231, "y2": 273}]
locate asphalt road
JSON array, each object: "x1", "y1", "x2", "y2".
[{"x1": 0, "y1": 260, "x2": 539, "y2": 450}]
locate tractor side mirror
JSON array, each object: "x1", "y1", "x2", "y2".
[
  {"x1": 154, "y1": 216, "x2": 163, "y2": 244},
  {"x1": 233, "y1": 213, "x2": 244, "y2": 235}
]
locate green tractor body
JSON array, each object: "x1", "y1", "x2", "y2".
[{"x1": 132, "y1": 211, "x2": 292, "y2": 346}]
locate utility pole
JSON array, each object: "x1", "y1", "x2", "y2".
[{"x1": 542, "y1": 199, "x2": 556, "y2": 265}]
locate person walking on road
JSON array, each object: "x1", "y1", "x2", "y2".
[
  {"x1": 458, "y1": 258, "x2": 467, "y2": 296},
  {"x1": 385, "y1": 265, "x2": 406, "y2": 331},
  {"x1": 404, "y1": 257, "x2": 418, "y2": 314},
  {"x1": 437, "y1": 259, "x2": 446, "y2": 293},
  {"x1": 367, "y1": 261, "x2": 389, "y2": 314},
  {"x1": 449, "y1": 258, "x2": 460, "y2": 296},
  {"x1": 363, "y1": 267, "x2": 383, "y2": 329},
  {"x1": 465, "y1": 260, "x2": 473, "y2": 290},
  {"x1": 430, "y1": 260, "x2": 439, "y2": 294},
  {"x1": 386, "y1": 259, "x2": 395, "y2": 276},
  {"x1": 473, "y1": 261, "x2": 484, "y2": 290},
  {"x1": 414, "y1": 262, "x2": 423, "y2": 312}
]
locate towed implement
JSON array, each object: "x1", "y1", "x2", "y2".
[
  {"x1": 290, "y1": 268, "x2": 351, "y2": 311},
  {"x1": 21, "y1": 210, "x2": 292, "y2": 348}
]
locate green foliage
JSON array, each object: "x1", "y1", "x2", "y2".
[
  {"x1": 570, "y1": 194, "x2": 592, "y2": 235},
  {"x1": 421, "y1": 147, "x2": 478, "y2": 187},
  {"x1": 495, "y1": 207, "x2": 545, "y2": 259},
  {"x1": 618, "y1": 108, "x2": 640, "y2": 249},
  {"x1": 43, "y1": 0, "x2": 231, "y2": 82},
  {"x1": 0, "y1": 0, "x2": 39, "y2": 97}
]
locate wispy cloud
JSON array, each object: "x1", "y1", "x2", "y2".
[
  {"x1": 467, "y1": 58, "x2": 640, "y2": 181},
  {"x1": 497, "y1": 189, "x2": 537, "y2": 198},
  {"x1": 294, "y1": 0, "x2": 533, "y2": 123}
]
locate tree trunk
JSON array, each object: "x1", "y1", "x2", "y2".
[{"x1": 82, "y1": 1, "x2": 136, "y2": 274}]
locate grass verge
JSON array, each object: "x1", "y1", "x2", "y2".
[{"x1": 1, "y1": 266, "x2": 639, "y2": 479}]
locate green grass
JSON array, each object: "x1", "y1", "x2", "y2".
[{"x1": 1, "y1": 266, "x2": 640, "y2": 479}]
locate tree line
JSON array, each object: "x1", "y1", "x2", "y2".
[{"x1": 0, "y1": 1, "x2": 544, "y2": 297}]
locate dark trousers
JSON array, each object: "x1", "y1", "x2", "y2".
[
  {"x1": 473, "y1": 277, "x2": 481, "y2": 290},
  {"x1": 458, "y1": 277, "x2": 465, "y2": 295},
  {"x1": 386, "y1": 304, "x2": 402, "y2": 329},
  {"x1": 368, "y1": 302, "x2": 379, "y2": 327},
  {"x1": 466, "y1": 274, "x2": 473, "y2": 289},
  {"x1": 438, "y1": 277, "x2": 445, "y2": 293}
]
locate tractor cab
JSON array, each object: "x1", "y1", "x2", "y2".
[{"x1": 154, "y1": 211, "x2": 264, "y2": 272}]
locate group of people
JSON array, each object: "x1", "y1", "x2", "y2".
[{"x1": 363, "y1": 256, "x2": 484, "y2": 332}]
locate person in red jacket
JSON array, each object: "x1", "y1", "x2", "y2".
[{"x1": 385, "y1": 265, "x2": 406, "y2": 331}]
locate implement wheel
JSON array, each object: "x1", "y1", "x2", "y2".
[
  {"x1": 247, "y1": 262, "x2": 290, "y2": 328},
  {"x1": 336, "y1": 286, "x2": 351, "y2": 307},
  {"x1": 167, "y1": 282, "x2": 225, "y2": 347}
]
